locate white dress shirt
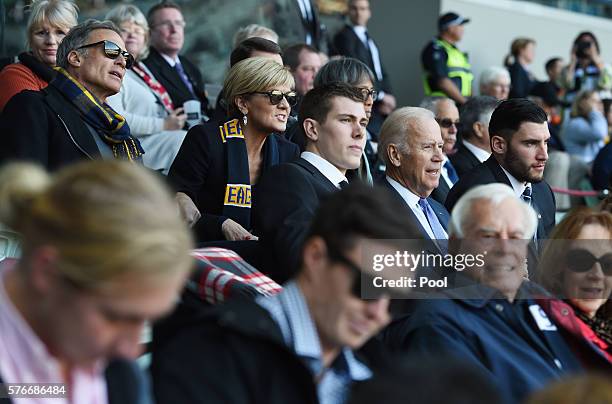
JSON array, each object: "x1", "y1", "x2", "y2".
[
  {"x1": 351, "y1": 25, "x2": 384, "y2": 84},
  {"x1": 440, "y1": 155, "x2": 454, "y2": 188},
  {"x1": 301, "y1": 152, "x2": 347, "y2": 189},
  {"x1": 462, "y1": 140, "x2": 491, "y2": 163}
]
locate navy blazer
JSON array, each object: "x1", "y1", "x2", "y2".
[
  {"x1": 168, "y1": 120, "x2": 299, "y2": 242},
  {"x1": 383, "y1": 282, "x2": 583, "y2": 404},
  {"x1": 592, "y1": 142, "x2": 612, "y2": 190},
  {"x1": 252, "y1": 158, "x2": 339, "y2": 283},
  {"x1": 0, "y1": 85, "x2": 100, "y2": 171},
  {"x1": 379, "y1": 177, "x2": 450, "y2": 255},
  {"x1": 449, "y1": 141, "x2": 482, "y2": 179},
  {"x1": 445, "y1": 155, "x2": 556, "y2": 241},
  {"x1": 143, "y1": 48, "x2": 209, "y2": 114}
]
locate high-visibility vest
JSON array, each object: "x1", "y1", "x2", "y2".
[{"x1": 424, "y1": 39, "x2": 473, "y2": 97}]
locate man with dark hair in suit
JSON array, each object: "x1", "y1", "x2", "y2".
[
  {"x1": 419, "y1": 96, "x2": 460, "y2": 205},
  {"x1": 377, "y1": 106, "x2": 450, "y2": 253},
  {"x1": 272, "y1": 0, "x2": 328, "y2": 52},
  {"x1": 332, "y1": 0, "x2": 396, "y2": 134},
  {"x1": 450, "y1": 95, "x2": 499, "y2": 177},
  {"x1": 143, "y1": 1, "x2": 209, "y2": 117},
  {"x1": 253, "y1": 83, "x2": 368, "y2": 282},
  {"x1": 445, "y1": 98, "x2": 555, "y2": 250}
]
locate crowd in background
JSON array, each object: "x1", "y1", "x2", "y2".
[{"x1": 0, "y1": 0, "x2": 610, "y2": 403}]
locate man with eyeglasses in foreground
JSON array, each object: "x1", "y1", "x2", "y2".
[
  {"x1": 0, "y1": 19, "x2": 143, "y2": 170},
  {"x1": 419, "y1": 96, "x2": 461, "y2": 205},
  {"x1": 253, "y1": 83, "x2": 368, "y2": 283},
  {"x1": 151, "y1": 183, "x2": 422, "y2": 404},
  {"x1": 143, "y1": 0, "x2": 209, "y2": 120}
]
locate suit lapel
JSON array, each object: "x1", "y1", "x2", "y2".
[
  {"x1": 293, "y1": 158, "x2": 339, "y2": 193},
  {"x1": 147, "y1": 49, "x2": 190, "y2": 101},
  {"x1": 485, "y1": 156, "x2": 513, "y2": 187}
]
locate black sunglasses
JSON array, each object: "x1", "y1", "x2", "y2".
[
  {"x1": 358, "y1": 87, "x2": 378, "y2": 100},
  {"x1": 436, "y1": 117, "x2": 460, "y2": 129},
  {"x1": 76, "y1": 40, "x2": 134, "y2": 69},
  {"x1": 566, "y1": 248, "x2": 612, "y2": 276},
  {"x1": 327, "y1": 248, "x2": 387, "y2": 300},
  {"x1": 250, "y1": 90, "x2": 298, "y2": 107}
]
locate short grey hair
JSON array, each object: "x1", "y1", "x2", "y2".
[
  {"x1": 449, "y1": 183, "x2": 538, "y2": 238},
  {"x1": 105, "y1": 4, "x2": 150, "y2": 60},
  {"x1": 459, "y1": 96, "x2": 500, "y2": 140},
  {"x1": 378, "y1": 107, "x2": 435, "y2": 166},
  {"x1": 232, "y1": 24, "x2": 279, "y2": 48},
  {"x1": 419, "y1": 96, "x2": 449, "y2": 115},
  {"x1": 56, "y1": 19, "x2": 121, "y2": 70},
  {"x1": 479, "y1": 66, "x2": 510, "y2": 88}
]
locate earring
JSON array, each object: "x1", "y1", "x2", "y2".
[{"x1": 242, "y1": 114, "x2": 248, "y2": 126}]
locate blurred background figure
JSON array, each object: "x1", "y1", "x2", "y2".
[
  {"x1": 0, "y1": 0, "x2": 78, "y2": 111},
  {"x1": 504, "y1": 37, "x2": 536, "y2": 99},
  {"x1": 106, "y1": 4, "x2": 188, "y2": 175},
  {"x1": 0, "y1": 160, "x2": 193, "y2": 402},
  {"x1": 232, "y1": 23, "x2": 279, "y2": 48},
  {"x1": 479, "y1": 66, "x2": 511, "y2": 100},
  {"x1": 525, "y1": 374, "x2": 612, "y2": 404}
]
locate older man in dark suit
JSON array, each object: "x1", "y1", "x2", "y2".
[
  {"x1": 143, "y1": 1, "x2": 209, "y2": 116},
  {"x1": 253, "y1": 83, "x2": 368, "y2": 283},
  {"x1": 377, "y1": 107, "x2": 450, "y2": 254}
]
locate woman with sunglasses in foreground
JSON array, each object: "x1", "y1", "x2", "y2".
[
  {"x1": 0, "y1": 160, "x2": 193, "y2": 403},
  {"x1": 0, "y1": 0, "x2": 78, "y2": 111},
  {"x1": 536, "y1": 208, "x2": 612, "y2": 369},
  {"x1": 168, "y1": 57, "x2": 300, "y2": 242}
]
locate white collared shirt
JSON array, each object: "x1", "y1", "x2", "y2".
[
  {"x1": 386, "y1": 176, "x2": 447, "y2": 240},
  {"x1": 301, "y1": 152, "x2": 348, "y2": 189},
  {"x1": 500, "y1": 166, "x2": 530, "y2": 198},
  {"x1": 440, "y1": 155, "x2": 454, "y2": 188},
  {"x1": 160, "y1": 52, "x2": 179, "y2": 67},
  {"x1": 462, "y1": 140, "x2": 491, "y2": 163},
  {"x1": 351, "y1": 25, "x2": 384, "y2": 83}
]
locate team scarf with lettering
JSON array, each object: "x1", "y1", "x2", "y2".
[
  {"x1": 51, "y1": 67, "x2": 144, "y2": 162},
  {"x1": 219, "y1": 118, "x2": 279, "y2": 230}
]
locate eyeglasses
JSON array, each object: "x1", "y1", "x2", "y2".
[
  {"x1": 436, "y1": 117, "x2": 460, "y2": 129},
  {"x1": 76, "y1": 40, "x2": 134, "y2": 69},
  {"x1": 250, "y1": 90, "x2": 298, "y2": 107},
  {"x1": 327, "y1": 248, "x2": 387, "y2": 300},
  {"x1": 566, "y1": 248, "x2": 612, "y2": 276},
  {"x1": 358, "y1": 87, "x2": 378, "y2": 100}
]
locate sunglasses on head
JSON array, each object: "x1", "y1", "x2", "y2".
[
  {"x1": 566, "y1": 248, "x2": 612, "y2": 276},
  {"x1": 357, "y1": 87, "x2": 378, "y2": 101},
  {"x1": 436, "y1": 117, "x2": 460, "y2": 129},
  {"x1": 76, "y1": 40, "x2": 134, "y2": 69},
  {"x1": 250, "y1": 90, "x2": 298, "y2": 107},
  {"x1": 327, "y1": 247, "x2": 387, "y2": 301}
]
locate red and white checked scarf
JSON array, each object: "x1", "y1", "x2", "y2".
[{"x1": 131, "y1": 62, "x2": 175, "y2": 113}]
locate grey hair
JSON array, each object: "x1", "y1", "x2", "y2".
[
  {"x1": 449, "y1": 183, "x2": 538, "y2": 238},
  {"x1": 378, "y1": 107, "x2": 435, "y2": 166},
  {"x1": 105, "y1": 5, "x2": 150, "y2": 60},
  {"x1": 232, "y1": 24, "x2": 279, "y2": 48},
  {"x1": 459, "y1": 96, "x2": 500, "y2": 140},
  {"x1": 479, "y1": 66, "x2": 510, "y2": 88},
  {"x1": 419, "y1": 96, "x2": 449, "y2": 114},
  {"x1": 56, "y1": 19, "x2": 121, "y2": 70},
  {"x1": 314, "y1": 56, "x2": 375, "y2": 87}
]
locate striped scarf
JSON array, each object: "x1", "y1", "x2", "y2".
[{"x1": 51, "y1": 67, "x2": 144, "y2": 162}]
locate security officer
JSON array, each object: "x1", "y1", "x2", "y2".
[{"x1": 421, "y1": 12, "x2": 473, "y2": 105}]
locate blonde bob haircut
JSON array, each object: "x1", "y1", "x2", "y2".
[
  {"x1": 0, "y1": 160, "x2": 194, "y2": 290},
  {"x1": 106, "y1": 4, "x2": 150, "y2": 61},
  {"x1": 223, "y1": 56, "x2": 294, "y2": 117},
  {"x1": 26, "y1": 0, "x2": 79, "y2": 51}
]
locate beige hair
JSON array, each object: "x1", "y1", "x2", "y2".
[
  {"x1": 378, "y1": 107, "x2": 434, "y2": 166},
  {"x1": 26, "y1": 0, "x2": 78, "y2": 51},
  {"x1": 223, "y1": 56, "x2": 294, "y2": 117},
  {"x1": 233, "y1": 24, "x2": 279, "y2": 48},
  {"x1": 106, "y1": 4, "x2": 150, "y2": 60},
  {"x1": 0, "y1": 160, "x2": 194, "y2": 290}
]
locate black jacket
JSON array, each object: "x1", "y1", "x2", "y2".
[
  {"x1": 449, "y1": 142, "x2": 483, "y2": 179},
  {"x1": 142, "y1": 48, "x2": 209, "y2": 114},
  {"x1": 0, "y1": 85, "x2": 100, "y2": 170},
  {"x1": 168, "y1": 119, "x2": 299, "y2": 242},
  {"x1": 252, "y1": 158, "x2": 338, "y2": 283}
]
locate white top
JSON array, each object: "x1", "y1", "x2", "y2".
[
  {"x1": 160, "y1": 52, "x2": 179, "y2": 67},
  {"x1": 440, "y1": 155, "x2": 453, "y2": 188},
  {"x1": 462, "y1": 139, "x2": 491, "y2": 163},
  {"x1": 500, "y1": 165, "x2": 529, "y2": 197},
  {"x1": 351, "y1": 25, "x2": 383, "y2": 83},
  {"x1": 301, "y1": 151, "x2": 347, "y2": 189},
  {"x1": 386, "y1": 176, "x2": 448, "y2": 240},
  {"x1": 296, "y1": 0, "x2": 314, "y2": 44}
]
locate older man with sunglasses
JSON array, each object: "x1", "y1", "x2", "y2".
[
  {"x1": 0, "y1": 19, "x2": 142, "y2": 170},
  {"x1": 152, "y1": 183, "x2": 422, "y2": 404}
]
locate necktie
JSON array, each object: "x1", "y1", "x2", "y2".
[
  {"x1": 338, "y1": 180, "x2": 349, "y2": 189},
  {"x1": 418, "y1": 198, "x2": 448, "y2": 253},
  {"x1": 521, "y1": 185, "x2": 532, "y2": 205},
  {"x1": 363, "y1": 30, "x2": 372, "y2": 51},
  {"x1": 174, "y1": 62, "x2": 195, "y2": 97},
  {"x1": 444, "y1": 160, "x2": 459, "y2": 185}
]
